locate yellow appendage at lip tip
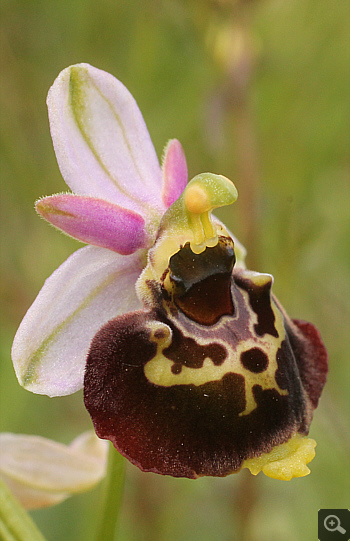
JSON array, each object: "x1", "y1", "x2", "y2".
[{"x1": 241, "y1": 434, "x2": 317, "y2": 480}]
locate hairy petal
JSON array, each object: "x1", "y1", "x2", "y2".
[
  {"x1": 162, "y1": 139, "x2": 188, "y2": 208},
  {"x1": 47, "y1": 63, "x2": 164, "y2": 223},
  {"x1": 12, "y1": 246, "x2": 143, "y2": 397},
  {"x1": 36, "y1": 194, "x2": 149, "y2": 255},
  {"x1": 0, "y1": 431, "x2": 108, "y2": 509}
]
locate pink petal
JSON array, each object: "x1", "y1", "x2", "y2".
[
  {"x1": 47, "y1": 63, "x2": 165, "y2": 224},
  {"x1": 162, "y1": 139, "x2": 188, "y2": 208},
  {"x1": 12, "y1": 246, "x2": 143, "y2": 397},
  {"x1": 36, "y1": 194, "x2": 149, "y2": 255}
]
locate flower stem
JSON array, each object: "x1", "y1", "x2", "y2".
[
  {"x1": 233, "y1": 470, "x2": 259, "y2": 541},
  {"x1": 0, "y1": 478, "x2": 47, "y2": 541},
  {"x1": 95, "y1": 444, "x2": 126, "y2": 541}
]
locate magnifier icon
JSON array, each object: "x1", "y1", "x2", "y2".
[{"x1": 324, "y1": 515, "x2": 346, "y2": 534}]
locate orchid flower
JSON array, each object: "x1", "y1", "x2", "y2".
[
  {"x1": 12, "y1": 64, "x2": 328, "y2": 481},
  {"x1": 0, "y1": 431, "x2": 107, "y2": 509}
]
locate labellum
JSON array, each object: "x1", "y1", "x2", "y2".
[{"x1": 84, "y1": 173, "x2": 328, "y2": 480}]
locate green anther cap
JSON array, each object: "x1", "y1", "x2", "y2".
[
  {"x1": 183, "y1": 173, "x2": 238, "y2": 253},
  {"x1": 142, "y1": 172, "x2": 238, "y2": 284}
]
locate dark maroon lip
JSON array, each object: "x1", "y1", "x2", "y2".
[{"x1": 84, "y1": 240, "x2": 328, "y2": 478}]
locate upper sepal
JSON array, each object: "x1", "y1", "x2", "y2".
[{"x1": 47, "y1": 63, "x2": 164, "y2": 223}]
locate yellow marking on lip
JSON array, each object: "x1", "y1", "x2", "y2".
[{"x1": 144, "y1": 297, "x2": 288, "y2": 416}]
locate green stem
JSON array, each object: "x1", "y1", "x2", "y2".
[
  {"x1": 0, "y1": 478, "x2": 47, "y2": 541},
  {"x1": 95, "y1": 443, "x2": 126, "y2": 541},
  {"x1": 233, "y1": 470, "x2": 259, "y2": 541}
]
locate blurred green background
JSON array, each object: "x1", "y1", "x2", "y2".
[{"x1": 1, "y1": 0, "x2": 349, "y2": 540}]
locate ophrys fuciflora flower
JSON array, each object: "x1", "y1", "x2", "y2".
[{"x1": 12, "y1": 64, "x2": 328, "y2": 481}]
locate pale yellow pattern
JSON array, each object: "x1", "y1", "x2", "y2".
[
  {"x1": 144, "y1": 291, "x2": 288, "y2": 417},
  {"x1": 139, "y1": 172, "x2": 289, "y2": 417}
]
